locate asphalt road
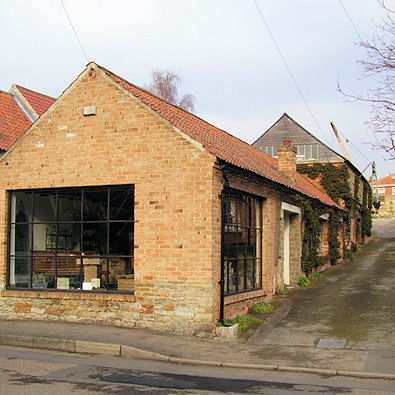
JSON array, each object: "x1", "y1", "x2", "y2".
[
  {"x1": 1, "y1": 345, "x2": 394, "y2": 394},
  {"x1": 254, "y1": 218, "x2": 395, "y2": 373}
]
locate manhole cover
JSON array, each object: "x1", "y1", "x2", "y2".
[{"x1": 317, "y1": 339, "x2": 345, "y2": 349}]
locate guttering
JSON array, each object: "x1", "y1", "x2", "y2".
[{"x1": 219, "y1": 163, "x2": 230, "y2": 325}]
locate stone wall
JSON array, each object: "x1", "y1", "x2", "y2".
[
  {"x1": 0, "y1": 281, "x2": 214, "y2": 335},
  {"x1": 373, "y1": 196, "x2": 395, "y2": 218}
]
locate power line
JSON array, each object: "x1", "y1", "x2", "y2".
[
  {"x1": 337, "y1": 0, "x2": 364, "y2": 42},
  {"x1": 252, "y1": 0, "x2": 331, "y2": 146},
  {"x1": 338, "y1": 129, "x2": 370, "y2": 163},
  {"x1": 337, "y1": 1, "x2": 384, "y2": 155},
  {"x1": 60, "y1": 0, "x2": 89, "y2": 62}
]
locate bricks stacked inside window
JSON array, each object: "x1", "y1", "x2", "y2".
[{"x1": 8, "y1": 185, "x2": 134, "y2": 292}]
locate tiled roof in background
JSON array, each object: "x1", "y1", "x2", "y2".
[
  {"x1": 0, "y1": 91, "x2": 32, "y2": 151},
  {"x1": 377, "y1": 173, "x2": 395, "y2": 186},
  {"x1": 99, "y1": 64, "x2": 339, "y2": 209},
  {"x1": 14, "y1": 85, "x2": 56, "y2": 116}
]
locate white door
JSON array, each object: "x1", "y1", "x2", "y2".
[{"x1": 283, "y1": 212, "x2": 290, "y2": 285}]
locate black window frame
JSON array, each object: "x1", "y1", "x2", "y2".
[
  {"x1": 7, "y1": 184, "x2": 134, "y2": 293},
  {"x1": 222, "y1": 189, "x2": 262, "y2": 296}
]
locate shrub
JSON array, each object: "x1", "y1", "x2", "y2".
[
  {"x1": 250, "y1": 302, "x2": 274, "y2": 315},
  {"x1": 344, "y1": 249, "x2": 353, "y2": 261},
  {"x1": 297, "y1": 276, "x2": 311, "y2": 287},
  {"x1": 224, "y1": 315, "x2": 263, "y2": 333},
  {"x1": 276, "y1": 285, "x2": 289, "y2": 295},
  {"x1": 310, "y1": 272, "x2": 322, "y2": 280}
]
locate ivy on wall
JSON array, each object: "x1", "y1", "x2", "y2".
[
  {"x1": 294, "y1": 196, "x2": 325, "y2": 274},
  {"x1": 328, "y1": 210, "x2": 341, "y2": 264},
  {"x1": 297, "y1": 162, "x2": 373, "y2": 253},
  {"x1": 298, "y1": 163, "x2": 351, "y2": 202},
  {"x1": 362, "y1": 182, "x2": 372, "y2": 238},
  {"x1": 298, "y1": 163, "x2": 352, "y2": 245}
]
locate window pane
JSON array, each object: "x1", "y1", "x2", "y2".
[
  {"x1": 58, "y1": 190, "x2": 81, "y2": 221},
  {"x1": 245, "y1": 259, "x2": 256, "y2": 289},
  {"x1": 82, "y1": 256, "x2": 105, "y2": 290},
  {"x1": 56, "y1": 253, "x2": 81, "y2": 290},
  {"x1": 297, "y1": 145, "x2": 304, "y2": 157},
  {"x1": 109, "y1": 222, "x2": 133, "y2": 254},
  {"x1": 239, "y1": 197, "x2": 248, "y2": 227},
  {"x1": 110, "y1": 188, "x2": 133, "y2": 220},
  {"x1": 224, "y1": 196, "x2": 237, "y2": 227},
  {"x1": 33, "y1": 224, "x2": 54, "y2": 252},
  {"x1": 109, "y1": 257, "x2": 134, "y2": 291},
  {"x1": 34, "y1": 191, "x2": 56, "y2": 223},
  {"x1": 83, "y1": 223, "x2": 107, "y2": 254},
  {"x1": 9, "y1": 256, "x2": 31, "y2": 288},
  {"x1": 57, "y1": 223, "x2": 80, "y2": 252},
  {"x1": 32, "y1": 253, "x2": 55, "y2": 289},
  {"x1": 225, "y1": 259, "x2": 237, "y2": 293},
  {"x1": 83, "y1": 189, "x2": 107, "y2": 221},
  {"x1": 11, "y1": 191, "x2": 32, "y2": 223},
  {"x1": 305, "y1": 145, "x2": 312, "y2": 159},
  {"x1": 273, "y1": 146, "x2": 278, "y2": 157},
  {"x1": 237, "y1": 258, "x2": 245, "y2": 291},
  {"x1": 312, "y1": 145, "x2": 318, "y2": 159},
  {"x1": 11, "y1": 224, "x2": 31, "y2": 255}
]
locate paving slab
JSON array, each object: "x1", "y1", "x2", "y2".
[{"x1": 317, "y1": 339, "x2": 345, "y2": 349}]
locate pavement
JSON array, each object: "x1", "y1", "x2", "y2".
[{"x1": 0, "y1": 219, "x2": 394, "y2": 381}]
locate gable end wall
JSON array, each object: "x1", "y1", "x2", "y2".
[{"x1": 0, "y1": 68, "x2": 220, "y2": 336}]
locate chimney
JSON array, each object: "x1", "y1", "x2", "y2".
[{"x1": 277, "y1": 140, "x2": 297, "y2": 181}]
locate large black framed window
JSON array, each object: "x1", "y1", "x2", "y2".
[
  {"x1": 8, "y1": 185, "x2": 134, "y2": 292},
  {"x1": 222, "y1": 190, "x2": 262, "y2": 295}
]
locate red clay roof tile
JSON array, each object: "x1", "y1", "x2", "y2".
[
  {"x1": 377, "y1": 173, "x2": 395, "y2": 186},
  {"x1": 0, "y1": 90, "x2": 32, "y2": 151},
  {"x1": 99, "y1": 65, "x2": 339, "y2": 209},
  {"x1": 15, "y1": 85, "x2": 56, "y2": 116}
]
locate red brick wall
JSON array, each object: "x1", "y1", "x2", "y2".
[{"x1": 0, "y1": 65, "x2": 219, "y2": 335}]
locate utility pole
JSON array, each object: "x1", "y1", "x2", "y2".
[{"x1": 371, "y1": 161, "x2": 381, "y2": 210}]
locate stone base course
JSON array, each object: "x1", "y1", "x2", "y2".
[{"x1": 0, "y1": 281, "x2": 215, "y2": 336}]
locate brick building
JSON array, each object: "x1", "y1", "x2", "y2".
[
  {"x1": 0, "y1": 63, "x2": 339, "y2": 336},
  {"x1": 374, "y1": 173, "x2": 395, "y2": 218},
  {"x1": 253, "y1": 113, "x2": 372, "y2": 250}
]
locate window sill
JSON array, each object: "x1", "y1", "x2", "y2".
[
  {"x1": 2, "y1": 289, "x2": 135, "y2": 302},
  {"x1": 224, "y1": 289, "x2": 267, "y2": 305}
]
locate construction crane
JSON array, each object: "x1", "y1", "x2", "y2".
[
  {"x1": 330, "y1": 122, "x2": 380, "y2": 211},
  {"x1": 330, "y1": 121, "x2": 353, "y2": 163}
]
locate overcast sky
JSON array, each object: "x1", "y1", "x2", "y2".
[{"x1": 1, "y1": 0, "x2": 393, "y2": 178}]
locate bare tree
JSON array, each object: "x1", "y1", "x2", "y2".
[
  {"x1": 338, "y1": 1, "x2": 394, "y2": 159},
  {"x1": 147, "y1": 70, "x2": 196, "y2": 112}
]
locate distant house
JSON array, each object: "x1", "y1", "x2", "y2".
[
  {"x1": 253, "y1": 113, "x2": 372, "y2": 251},
  {"x1": 0, "y1": 63, "x2": 340, "y2": 336},
  {"x1": 0, "y1": 85, "x2": 55, "y2": 154},
  {"x1": 374, "y1": 173, "x2": 395, "y2": 218},
  {"x1": 377, "y1": 173, "x2": 395, "y2": 196}
]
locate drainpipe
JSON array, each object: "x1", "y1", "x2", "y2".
[{"x1": 219, "y1": 164, "x2": 230, "y2": 325}]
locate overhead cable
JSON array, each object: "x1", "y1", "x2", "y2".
[
  {"x1": 60, "y1": 0, "x2": 89, "y2": 62},
  {"x1": 252, "y1": 0, "x2": 331, "y2": 146}
]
